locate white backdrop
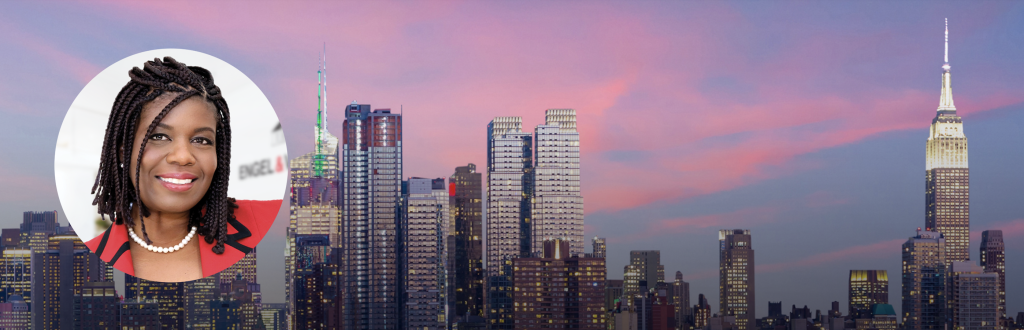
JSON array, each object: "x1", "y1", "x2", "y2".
[{"x1": 55, "y1": 49, "x2": 288, "y2": 241}]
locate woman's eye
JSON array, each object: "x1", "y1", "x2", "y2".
[
  {"x1": 192, "y1": 137, "x2": 214, "y2": 145},
  {"x1": 149, "y1": 134, "x2": 170, "y2": 141}
]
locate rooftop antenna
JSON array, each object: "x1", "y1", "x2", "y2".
[{"x1": 944, "y1": 18, "x2": 949, "y2": 64}]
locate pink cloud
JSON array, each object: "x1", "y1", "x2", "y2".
[
  {"x1": 83, "y1": 2, "x2": 1024, "y2": 216},
  {"x1": 0, "y1": 20, "x2": 100, "y2": 85}
]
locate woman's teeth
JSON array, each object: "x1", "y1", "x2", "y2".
[{"x1": 159, "y1": 177, "x2": 194, "y2": 185}]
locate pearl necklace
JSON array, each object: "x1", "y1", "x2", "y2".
[{"x1": 128, "y1": 226, "x2": 197, "y2": 253}]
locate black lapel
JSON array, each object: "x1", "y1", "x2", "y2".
[
  {"x1": 225, "y1": 216, "x2": 253, "y2": 254},
  {"x1": 95, "y1": 225, "x2": 113, "y2": 258}
]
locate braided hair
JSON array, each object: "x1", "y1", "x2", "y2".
[{"x1": 91, "y1": 56, "x2": 235, "y2": 254}]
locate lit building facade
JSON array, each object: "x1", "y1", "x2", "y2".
[
  {"x1": 901, "y1": 230, "x2": 946, "y2": 330},
  {"x1": 848, "y1": 270, "x2": 888, "y2": 318},
  {"x1": 0, "y1": 249, "x2": 31, "y2": 304},
  {"x1": 925, "y1": 19, "x2": 970, "y2": 265},
  {"x1": 531, "y1": 109, "x2": 584, "y2": 256},
  {"x1": 719, "y1": 229, "x2": 755, "y2": 330},
  {"x1": 979, "y1": 230, "x2": 1005, "y2": 318},
  {"x1": 185, "y1": 274, "x2": 220, "y2": 330},
  {"x1": 512, "y1": 239, "x2": 606, "y2": 330},
  {"x1": 693, "y1": 294, "x2": 711, "y2": 330},
  {"x1": 0, "y1": 295, "x2": 30, "y2": 330},
  {"x1": 854, "y1": 304, "x2": 898, "y2": 330},
  {"x1": 624, "y1": 250, "x2": 664, "y2": 300},
  {"x1": 341, "y1": 103, "x2": 403, "y2": 329},
  {"x1": 400, "y1": 178, "x2": 447, "y2": 330},
  {"x1": 592, "y1": 237, "x2": 606, "y2": 259},
  {"x1": 674, "y1": 271, "x2": 691, "y2": 330},
  {"x1": 31, "y1": 235, "x2": 110, "y2": 330},
  {"x1": 947, "y1": 262, "x2": 999, "y2": 330},
  {"x1": 486, "y1": 116, "x2": 533, "y2": 272},
  {"x1": 451, "y1": 164, "x2": 484, "y2": 322},
  {"x1": 74, "y1": 281, "x2": 118, "y2": 329},
  {"x1": 120, "y1": 298, "x2": 162, "y2": 330},
  {"x1": 20, "y1": 211, "x2": 58, "y2": 253},
  {"x1": 293, "y1": 234, "x2": 332, "y2": 330},
  {"x1": 125, "y1": 275, "x2": 185, "y2": 330}
]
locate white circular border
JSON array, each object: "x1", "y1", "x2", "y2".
[{"x1": 55, "y1": 49, "x2": 288, "y2": 241}]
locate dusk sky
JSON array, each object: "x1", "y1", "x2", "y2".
[{"x1": 2, "y1": 1, "x2": 1022, "y2": 319}]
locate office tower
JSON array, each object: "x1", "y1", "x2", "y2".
[
  {"x1": 292, "y1": 234, "x2": 331, "y2": 330},
  {"x1": 980, "y1": 230, "x2": 1005, "y2": 318},
  {"x1": 20, "y1": 211, "x2": 58, "y2": 252},
  {"x1": 606, "y1": 279, "x2": 624, "y2": 312},
  {"x1": 487, "y1": 116, "x2": 534, "y2": 270},
  {"x1": 531, "y1": 109, "x2": 584, "y2": 256},
  {"x1": 220, "y1": 248, "x2": 257, "y2": 288},
  {"x1": 222, "y1": 273, "x2": 264, "y2": 330},
  {"x1": 75, "y1": 281, "x2": 118, "y2": 329},
  {"x1": 339, "y1": 102, "x2": 403, "y2": 330},
  {"x1": 0, "y1": 249, "x2": 31, "y2": 303},
  {"x1": 901, "y1": 230, "x2": 946, "y2": 330},
  {"x1": 1, "y1": 229, "x2": 19, "y2": 252},
  {"x1": 592, "y1": 237, "x2": 606, "y2": 258},
  {"x1": 693, "y1": 294, "x2": 711, "y2": 329},
  {"x1": 262, "y1": 303, "x2": 289, "y2": 330},
  {"x1": 286, "y1": 50, "x2": 342, "y2": 330},
  {"x1": 849, "y1": 270, "x2": 889, "y2": 318},
  {"x1": 512, "y1": 239, "x2": 606, "y2": 330},
  {"x1": 120, "y1": 297, "x2": 162, "y2": 329},
  {"x1": 624, "y1": 250, "x2": 665, "y2": 299},
  {"x1": 125, "y1": 275, "x2": 185, "y2": 330},
  {"x1": 31, "y1": 235, "x2": 109, "y2": 330},
  {"x1": 947, "y1": 262, "x2": 998, "y2": 330},
  {"x1": 451, "y1": 164, "x2": 484, "y2": 322},
  {"x1": 211, "y1": 298, "x2": 242, "y2": 329},
  {"x1": 675, "y1": 271, "x2": 691, "y2": 329},
  {"x1": 925, "y1": 19, "x2": 970, "y2": 264},
  {"x1": 854, "y1": 304, "x2": 898, "y2": 330},
  {"x1": 0, "y1": 296, "x2": 29, "y2": 328},
  {"x1": 719, "y1": 229, "x2": 755, "y2": 330},
  {"x1": 400, "y1": 178, "x2": 447, "y2": 330},
  {"x1": 185, "y1": 275, "x2": 220, "y2": 330},
  {"x1": 431, "y1": 177, "x2": 451, "y2": 329},
  {"x1": 0, "y1": 295, "x2": 29, "y2": 330}
]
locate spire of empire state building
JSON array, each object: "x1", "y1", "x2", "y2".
[{"x1": 938, "y1": 18, "x2": 956, "y2": 112}]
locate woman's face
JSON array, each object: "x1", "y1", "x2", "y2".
[{"x1": 128, "y1": 95, "x2": 219, "y2": 215}]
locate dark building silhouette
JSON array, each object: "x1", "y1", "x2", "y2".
[
  {"x1": 980, "y1": 230, "x2": 1005, "y2": 318},
  {"x1": 125, "y1": 274, "x2": 185, "y2": 330},
  {"x1": 32, "y1": 235, "x2": 111, "y2": 330},
  {"x1": 292, "y1": 234, "x2": 332, "y2": 330},
  {"x1": 901, "y1": 230, "x2": 946, "y2": 330},
  {"x1": 185, "y1": 274, "x2": 221, "y2": 330},
  {"x1": 120, "y1": 297, "x2": 161, "y2": 329},
  {"x1": 75, "y1": 281, "x2": 119, "y2": 329},
  {"x1": 451, "y1": 164, "x2": 484, "y2": 324},
  {"x1": 211, "y1": 298, "x2": 241, "y2": 330}
]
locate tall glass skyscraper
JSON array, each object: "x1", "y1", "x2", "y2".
[
  {"x1": 486, "y1": 116, "x2": 533, "y2": 273},
  {"x1": 979, "y1": 230, "x2": 1005, "y2": 318},
  {"x1": 925, "y1": 19, "x2": 969, "y2": 264},
  {"x1": 450, "y1": 164, "x2": 484, "y2": 322},
  {"x1": 531, "y1": 109, "x2": 584, "y2": 257},
  {"x1": 901, "y1": 230, "x2": 946, "y2": 330},
  {"x1": 341, "y1": 103, "x2": 402, "y2": 330},
  {"x1": 719, "y1": 229, "x2": 754, "y2": 330}
]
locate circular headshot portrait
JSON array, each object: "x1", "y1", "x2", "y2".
[{"x1": 54, "y1": 49, "x2": 287, "y2": 282}]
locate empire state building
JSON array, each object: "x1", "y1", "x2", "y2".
[{"x1": 925, "y1": 19, "x2": 969, "y2": 264}]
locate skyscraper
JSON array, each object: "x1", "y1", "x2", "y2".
[
  {"x1": 31, "y1": 235, "x2": 111, "y2": 330},
  {"x1": 674, "y1": 271, "x2": 691, "y2": 330},
  {"x1": 486, "y1": 116, "x2": 533, "y2": 271},
  {"x1": 947, "y1": 262, "x2": 998, "y2": 330},
  {"x1": 292, "y1": 234, "x2": 332, "y2": 330},
  {"x1": 979, "y1": 230, "x2": 1005, "y2": 318},
  {"x1": 341, "y1": 103, "x2": 403, "y2": 329},
  {"x1": 512, "y1": 239, "x2": 606, "y2": 330},
  {"x1": 901, "y1": 230, "x2": 946, "y2": 330},
  {"x1": 74, "y1": 281, "x2": 118, "y2": 329},
  {"x1": 592, "y1": 237, "x2": 606, "y2": 259},
  {"x1": 125, "y1": 275, "x2": 185, "y2": 330},
  {"x1": 286, "y1": 49, "x2": 342, "y2": 330},
  {"x1": 184, "y1": 275, "x2": 220, "y2": 330},
  {"x1": 400, "y1": 178, "x2": 447, "y2": 330},
  {"x1": 624, "y1": 250, "x2": 664, "y2": 300},
  {"x1": 451, "y1": 164, "x2": 484, "y2": 322},
  {"x1": 20, "y1": 211, "x2": 58, "y2": 253},
  {"x1": 531, "y1": 109, "x2": 584, "y2": 256},
  {"x1": 0, "y1": 249, "x2": 31, "y2": 304},
  {"x1": 719, "y1": 229, "x2": 755, "y2": 330},
  {"x1": 925, "y1": 19, "x2": 970, "y2": 264},
  {"x1": 848, "y1": 270, "x2": 888, "y2": 318}
]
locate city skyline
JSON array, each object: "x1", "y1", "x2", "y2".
[{"x1": 1, "y1": 1, "x2": 1024, "y2": 323}]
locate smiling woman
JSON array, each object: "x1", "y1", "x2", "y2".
[{"x1": 54, "y1": 50, "x2": 286, "y2": 283}]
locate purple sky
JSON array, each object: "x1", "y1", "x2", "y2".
[{"x1": 1, "y1": 1, "x2": 1022, "y2": 318}]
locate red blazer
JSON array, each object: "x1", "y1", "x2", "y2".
[{"x1": 85, "y1": 199, "x2": 281, "y2": 278}]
